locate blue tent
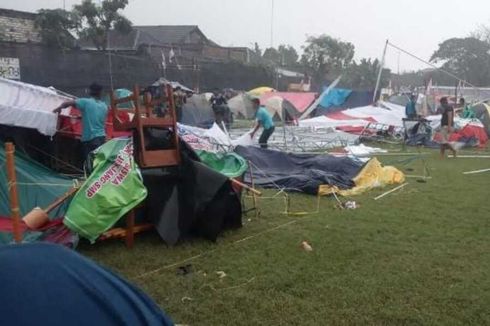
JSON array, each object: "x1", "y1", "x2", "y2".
[{"x1": 0, "y1": 243, "x2": 173, "y2": 326}]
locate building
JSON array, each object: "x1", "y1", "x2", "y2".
[
  {"x1": 0, "y1": 8, "x2": 41, "y2": 43},
  {"x1": 78, "y1": 25, "x2": 262, "y2": 65}
]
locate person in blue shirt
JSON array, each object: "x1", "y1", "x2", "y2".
[
  {"x1": 53, "y1": 83, "x2": 108, "y2": 160},
  {"x1": 250, "y1": 98, "x2": 275, "y2": 148},
  {"x1": 405, "y1": 94, "x2": 417, "y2": 119}
]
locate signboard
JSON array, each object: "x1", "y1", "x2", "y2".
[{"x1": 0, "y1": 57, "x2": 21, "y2": 80}]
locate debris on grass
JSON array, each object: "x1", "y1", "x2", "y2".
[
  {"x1": 374, "y1": 183, "x2": 409, "y2": 200},
  {"x1": 176, "y1": 264, "x2": 193, "y2": 276},
  {"x1": 181, "y1": 297, "x2": 193, "y2": 303},
  {"x1": 301, "y1": 241, "x2": 313, "y2": 252},
  {"x1": 216, "y1": 271, "x2": 227, "y2": 279},
  {"x1": 344, "y1": 201, "x2": 358, "y2": 209}
]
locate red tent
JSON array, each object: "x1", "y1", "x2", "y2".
[{"x1": 260, "y1": 92, "x2": 317, "y2": 113}]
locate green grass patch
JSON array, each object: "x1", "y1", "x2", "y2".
[{"x1": 80, "y1": 147, "x2": 490, "y2": 325}]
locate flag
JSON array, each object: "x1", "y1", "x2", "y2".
[{"x1": 169, "y1": 48, "x2": 175, "y2": 63}]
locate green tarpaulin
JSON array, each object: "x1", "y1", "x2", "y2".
[
  {"x1": 196, "y1": 150, "x2": 248, "y2": 178},
  {"x1": 64, "y1": 138, "x2": 147, "y2": 243},
  {"x1": 0, "y1": 142, "x2": 74, "y2": 218}
]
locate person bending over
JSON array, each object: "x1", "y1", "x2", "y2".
[{"x1": 250, "y1": 98, "x2": 275, "y2": 149}]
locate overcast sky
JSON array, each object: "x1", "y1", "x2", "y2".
[{"x1": 2, "y1": 0, "x2": 490, "y2": 72}]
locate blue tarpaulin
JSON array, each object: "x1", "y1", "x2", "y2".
[{"x1": 319, "y1": 88, "x2": 352, "y2": 110}]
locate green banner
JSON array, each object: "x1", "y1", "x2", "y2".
[{"x1": 64, "y1": 138, "x2": 147, "y2": 243}]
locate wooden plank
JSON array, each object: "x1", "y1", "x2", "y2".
[
  {"x1": 5, "y1": 143, "x2": 22, "y2": 243},
  {"x1": 125, "y1": 210, "x2": 135, "y2": 249}
]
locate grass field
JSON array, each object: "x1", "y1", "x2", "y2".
[{"x1": 80, "y1": 146, "x2": 490, "y2": 325}]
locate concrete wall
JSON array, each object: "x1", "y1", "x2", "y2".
[
  {"x1": 0, "y1": 9, "x2": 41, "y2": 43},
  {"x1": 0, "y1": 42, "x2": 274, "y2": 95}
]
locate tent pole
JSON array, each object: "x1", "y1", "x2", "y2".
[
  {"x1": 5, "y1": 142, "x2": 22, "y2": 243},
  {"x1": 373, "y1": 39, "x2": 388, "y2": 104}
]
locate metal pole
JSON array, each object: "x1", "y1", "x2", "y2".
[
  {"x1": 5, "y1": 142, "x2": 22, "y2": 243},
  {"x1": 373, "y1": 39, "x2": 389, "y2": 104},
  {"x1": 270, "y1": 0, "x2": 274, "y2": 47}
]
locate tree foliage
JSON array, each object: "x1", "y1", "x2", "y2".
[
  {"x1": 301, "y1": 35, "x2": 354, "y2": 81},
  {"x1": 344, "y1": 58, "x2": 390, "y2": 89},
  {"x1": 471, "y1": 25, "x2": 490, "y2": 45},
  {"x1": 35, "y1": 0, "x2": 132, "y2": 50},
  {"x1": 263, "y1": 44, "x2": 299, "y2": 66},
  {"x1": 263, "y1": 47, "x2": 280, "y2": 64},
  {"x1": 73, "y1": 0, "x2": 132, "y2": 50},
  {"x1": 35, "y1": 9, "x2": 78, "y2": 48},
  {"x1": 430, "y1": 37, "x2": 490, "y2": 86},
  {"x1": 253, "y1": 42, "x2": 262, "y2": 56}
]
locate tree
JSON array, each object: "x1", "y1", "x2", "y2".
[
  {"x1": 35, "y1": 9, "x2": 78, "y2": 48},
  {"x1": 73, "y1": 0, "x2": 132, "y2": 50},
  {"x1": 277, "y1": 44, "x2": 299, "y2": 66},
  {"x1": 344, "y1": 58, "x2": 390, "y2": 89},
  {"x1": 262, "y1": 45, "x2": 298, "y2": 66},
  {"x1": 253, "y1": 42, "x2": 262, "y2": 56},
  {"x1": 430, "y1": 37, "x2": 490, "y2": 86},
  {"x1": 301, "y1": 35, "x2": 354, "y2": 81},
  {"x1": 262, "y1": 47, "x2": 280, "y2": 64},
  {"x1": 471, "y1": 24, "x2": 490, "y2": 45}
]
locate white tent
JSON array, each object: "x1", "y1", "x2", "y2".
[
  {"x1": 0, "y1": 77, "x2": 73, "y2": 136},
  {"x1": 264, "y1": 96, "x2": 298, "y2": 121},
  {"x1": 228, "y1": 93, "x2": 255, "y2": 119}
]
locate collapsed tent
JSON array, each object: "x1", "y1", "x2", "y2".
[
  {"x1": 318, "y1": 88, "x2": 352, "y2": 111},
  {"x1": 260, "y1": 92, "x2": 317, "y2": 114},
  {"x1": 196, "y1": 150, "x2": 248, "y2": 178},
  {"x1": 181, "y1": 94, "x2": 215, "y2": 127},
  {"x1": 0, "y1": 77, "x2": 73, "y2": 136},
  {"x1": 299, "y1": 101, "x2": 406, "y2": 132},
  {"x1": 310, "y1": 87, "x2": 377, "y2": 116},
  {"x1": 235, "y1": 146, "x2": 362, "y2": 194},
  {"x1": 228, "y1": 93, "x2": 256, "y2": 119},
  {"x1": 178, "y1": 122, "x2": 253, "y2": 152},
  {"x1": 472, "y1": 103, "x2": 490, "y2": 136},
  {"x1": 0, "y1": 142, "x2": 74, "y2": 218},
  {"x1": 318, "y1": 158, "x2": 405, "y2": 197},
  {"x1": 433, "y1": 120, "x2": 488, "y2": 148},
  {"x1": 0, "y1": 218, "x2": 78, "y2": 247},
  {"x1": 0, "y1": 243, "x2": 173, "y2": 326},
  {"x1": 263, "y1": 96, "x2": 298, "y2": 121},
  {"x1": 142, "y1": 132, "x2": 242, "y2": 244},
  {"x1": 248, "y1": 86, "x2": 275, "y2": 97}
]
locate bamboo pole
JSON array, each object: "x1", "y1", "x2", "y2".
[
  {"x1": 374, "y1": 183, "x2": 409, "y2": 201},
  {"x1": 5, "y1": 142, "x2": 22, "y2": 243}
]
